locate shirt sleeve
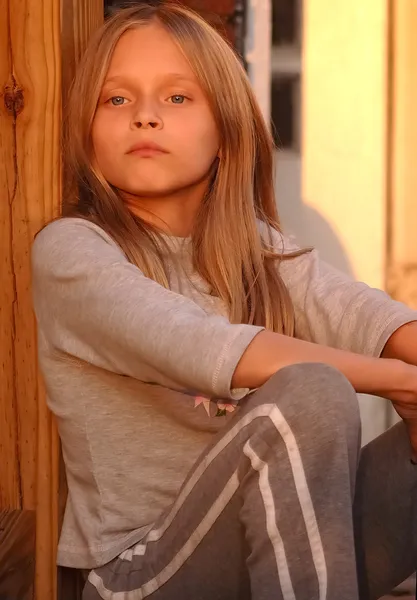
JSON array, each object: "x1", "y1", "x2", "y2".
[
  {"x1": 277, "y1": 234, "x2": 417, "y2": 356},
  {"x1": 31, "y1": 218, "x2": 264, "y2": 399}
]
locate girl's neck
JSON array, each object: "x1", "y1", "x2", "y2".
[{"x1": 122, "y1": 178, "x2": 209, "y2": 238}]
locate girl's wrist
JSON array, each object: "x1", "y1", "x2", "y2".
[
  {"x1": 392, "y1": 358, "x2": 416, "y2": 386},
  {"x1": 380, "y1": 358, "x2": 417, "y2": 401}
]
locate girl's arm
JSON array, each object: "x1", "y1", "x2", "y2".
[
  {"x1": 232, "y1": 329, "x2": 416, "y2": 401},
  {"x1": 34, "y1": 219, "x2": 417, "y2": 410},
  {"x1": 232, "y1": 329, "x2": 417, "y2": 460}
]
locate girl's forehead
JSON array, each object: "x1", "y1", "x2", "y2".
[{"x1": 108, "y1": 24, "x2": 194, "y2": 79}]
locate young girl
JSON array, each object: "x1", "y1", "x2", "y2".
[{"x1": 32, "y1": 3, "x2": 417, "y2": 599}]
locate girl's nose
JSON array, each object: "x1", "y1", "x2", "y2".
[
  {"x1": 132, "y1": 117, "x2": 162, "y2": 129},
  {"x1": 131, "y1": 104, "x2": 163, "y2": 130}
]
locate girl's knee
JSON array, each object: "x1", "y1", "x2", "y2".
[{"x1": 245, "y1": 362, "x2": 361, "y2": 440}]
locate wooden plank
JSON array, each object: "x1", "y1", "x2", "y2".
[
  {"x1": 62, "y1": 0, "x2": 104, "y2": 101},
  {"x1": 0, "y1": 510, "x2": 36, "y2": 600},
  {"x1": 2, "y1": 0, "x2": 102, "y2": 599},
  {"x1": 0, "y1": 0, "x2": 21, "y2": 512},
  {"x1": 386, "y1": 0, "x2": 417, "y2": 307},
  {"x1": 6, "y1": 0, "x2": 62, "y2": 516},
  {"x1": 4, "y1": 0, "x2": 63, "y2": 598}
]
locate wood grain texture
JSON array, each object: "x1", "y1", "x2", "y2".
[
  {"x1": 0, "y1": 0, "x2": 21, "y2": 512},
  {"x1": 0, "y1": 510, "x2": 36, "y2": 600},
  {"x1": 6, "y1": 0, "x2": 62, "y2": 515},
  {"x1": 1, "y1": 0, "x2": 62, "y2": 598},
  {"x1": 387, "y1": 0, "x2": 417, "y2": 301},
  {"x1": 61, "y1": 0, "x2": 104, "y2": 101}
]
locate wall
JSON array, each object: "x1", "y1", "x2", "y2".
[{"x1": 279, "y1": 0, "x2": 391, "y2": 443}]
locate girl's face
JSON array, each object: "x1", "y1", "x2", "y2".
[{"x1": 92, "y1": 23, "x2": 220, "y2": 199}]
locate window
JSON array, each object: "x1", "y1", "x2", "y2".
[{"x1": 271, "y1": 0, "x2": 302, "y2": 151}]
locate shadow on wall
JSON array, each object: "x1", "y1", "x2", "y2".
[
  {"x1": 274, "y1": 150, "x2": 353, "y2": 276},
  {"x1": 274, "y1": 149, "x2": 391, "y2": 446}
]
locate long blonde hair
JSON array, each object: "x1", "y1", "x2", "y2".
[{"x1": 64, "y1": 2, "x2": 304, "y2": 335}]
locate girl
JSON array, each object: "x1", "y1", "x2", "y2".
[{"x1": 32, "y1": 3, "x2": 417, "y2": 599}]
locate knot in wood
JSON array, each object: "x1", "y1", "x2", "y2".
[{"x1": 3, "y1": 86, "x2": 25, "y2": 116}]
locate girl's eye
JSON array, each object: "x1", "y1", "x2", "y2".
[
  {"x1": 109, "y1": 96, "x2": 127, "y2": 106},
  {"x1": 169, "y1": 95, "x2": 186, "y2": 104}
]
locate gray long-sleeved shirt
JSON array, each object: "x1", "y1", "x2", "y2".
[{"x1": 31, "y1": 217, "x2": 417, "y2": 568}]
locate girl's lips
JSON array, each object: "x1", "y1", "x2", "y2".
[
  {"x1": 128, "y1": 147, "x2": 168, "y2": 157},
  {"x1": 127, "y1": 142, "x2": 168, "y2": 155}
]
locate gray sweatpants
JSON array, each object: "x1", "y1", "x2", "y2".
[{"x1": 83, "y1": 363, "x2": 417, "y2": 600}]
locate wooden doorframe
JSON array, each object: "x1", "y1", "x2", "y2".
[
  {"x1": 386, "y1": 0, "x2": 417, "y2": 308},
  {"x1": 385, "y1": 0, "x2": 417, "y2": 428}
]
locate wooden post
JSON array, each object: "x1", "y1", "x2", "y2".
[
  {"x1": 386, "y1": 0, "x2": 417, "y2": 307},
  {"x1": 0, "y1": 1, "x2": 102, "y2": 599},
  {"x1": 1, "y1": 0, "x2": 61, "y2": 597},
  {"x1": 62, "y1": 0, "x2": 105, "y2": 100},
  {"x1": 385, "y1": 0, "x2": 417, "y2": 428}
]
